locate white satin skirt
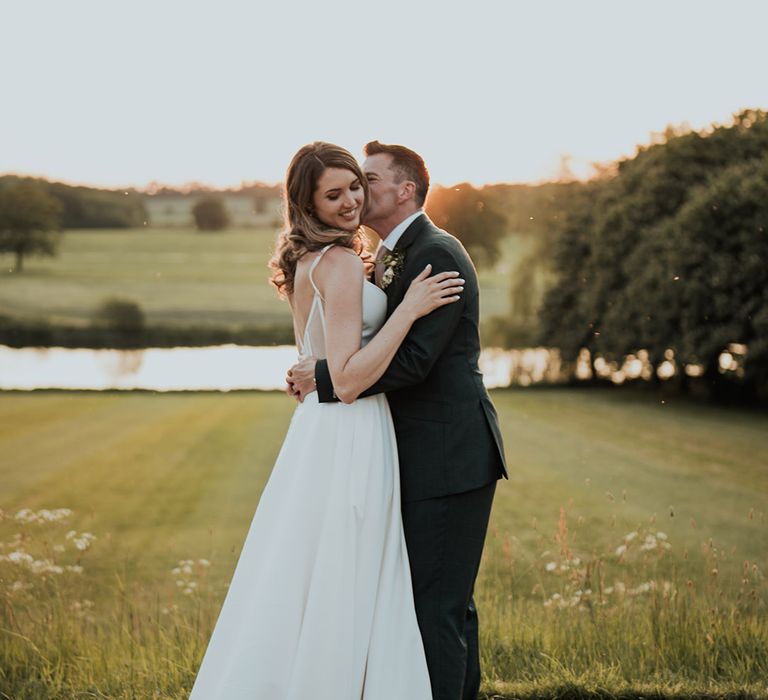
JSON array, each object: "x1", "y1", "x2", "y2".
[{"x1": 187, "y1": 391, "x2": 431, "y2": 699}]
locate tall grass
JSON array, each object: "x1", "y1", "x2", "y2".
[
  {"x1": 1, "y1": 389, "x2": 766, "y2": 698},
  {"x1": 1, "y1": 503, "x2": 766, "y2": 699}
]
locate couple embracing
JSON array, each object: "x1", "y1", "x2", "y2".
[{"x1": 188, "y1": 141, "x2": 508, "y2": 700}]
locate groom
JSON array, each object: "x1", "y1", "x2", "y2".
[{"x1": 286, "y1": 141, "x2": 508, "y2": 700}]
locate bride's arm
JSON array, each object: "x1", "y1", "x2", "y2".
[{"x1": 317, "y1": 247, "x2": 461, "y2": 404}]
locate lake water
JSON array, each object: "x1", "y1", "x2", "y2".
[{"x1": 0, "y1": 344, "x2": 567, "y2": 391}]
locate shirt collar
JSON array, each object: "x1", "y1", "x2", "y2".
[{"x1": 380, "y1": 210, "x2": 424, "y2": 251}]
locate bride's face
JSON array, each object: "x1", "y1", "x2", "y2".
[{"x1": 312, "y1": 167, "x2": 365, "y2": 231}]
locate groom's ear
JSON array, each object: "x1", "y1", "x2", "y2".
[{"x1": 397, "y1": 180, "x2": 416, "y2": 204}]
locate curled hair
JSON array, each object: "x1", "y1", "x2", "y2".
[{"x1": 269, "y1": 142, "x2": 372, "y2": 297}]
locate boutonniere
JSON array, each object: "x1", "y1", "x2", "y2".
[{"x1": 381, "y1": 249, "x2": 405, "y2": 290}]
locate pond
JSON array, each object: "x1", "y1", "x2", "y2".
[{"x1": 0, "y1": 344, "x2": 568, "y2": 391}]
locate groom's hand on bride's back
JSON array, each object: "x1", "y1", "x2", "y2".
[{"x1": 285, "y1": 356, "x2": 318, "y2": 402}]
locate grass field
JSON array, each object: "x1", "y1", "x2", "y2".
[
  {"x1": 0, "y1": 227, "x2": 534, "y2": 331},
  {"x1": 1, "y1": 388, "x2": 767, "y2": 698}
]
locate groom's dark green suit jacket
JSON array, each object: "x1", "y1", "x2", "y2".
[{"x1": 314, "y1": 213, "x2": 508, "y2": 503}]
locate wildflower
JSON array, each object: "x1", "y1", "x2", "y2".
[
  {"x1": 198, "y1": 558, "x2": 211, "y2": 567},
  {"x1": 65, "y1": 531, "x2": 97, "y2": 551},
  {"x1": 14, "y1": 507, "x2": 72, "y2": 523},
  {"x1": 545, "y1": 562, "x2": 557, "y2": 572},
  {"x1": 615, "y1": 544, "x2": 627, "y2": 557},
  {"x1": 624, "y1": 531, "x2": 638, "y2": 542},
  {"x1": 8, "y1": 551, "x2": 34, "y2": 564}
]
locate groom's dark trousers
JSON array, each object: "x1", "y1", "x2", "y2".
[{"x1": 315, "y1": 213, "x2": 508, "y2": 700}]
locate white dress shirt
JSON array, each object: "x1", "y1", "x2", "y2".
[{"x1": 378, "y1": 209, "x2": 424, "y2": 253}]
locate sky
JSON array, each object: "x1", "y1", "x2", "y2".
[{"x1": 2, "y1": 0, "x2": 767, "y2": 190}]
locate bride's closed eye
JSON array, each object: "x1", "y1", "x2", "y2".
[{"x1": 327, "y1": 180, "x2": 361, "y2": 201}]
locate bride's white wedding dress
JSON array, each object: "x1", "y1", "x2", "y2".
[{"x1": 188, "y1": 244, "x2": 432, "y2": 699}]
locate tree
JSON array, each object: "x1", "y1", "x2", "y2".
[
  {"x1": 0, "y1": 179, "x2": 62, "y2": 272},
  {"x1": 93, "y1": 297, "x2": 146, "y2": 333},
  {"x1": 425, "y1": 183, "x2": 507, "y2": 268},
  {"x1": 192, "y1": 196, "x2": 230, "y2": 231}
]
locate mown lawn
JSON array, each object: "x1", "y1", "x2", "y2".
[
  {"x1": 0, "y1": 227, "x2": 533, "y2": 331},
  {"x1": 1, "y1": 388, "x2": 766, "y2": 698}
]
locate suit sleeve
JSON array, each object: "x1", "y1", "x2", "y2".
[
  {"x1": 315, "y1": 357, "x2": 338, "y2": 403},
  {"x1": 315, "y1": 243, "x2": 467, "y2": 403}
]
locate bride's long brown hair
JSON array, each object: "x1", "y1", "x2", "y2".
[{"x1": 269, "y1": 142, "x2": 373, "y2": 298}]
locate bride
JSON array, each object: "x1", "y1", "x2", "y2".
[{"x1": 187, "y1": 142, "x2": 464, "y2": 699}]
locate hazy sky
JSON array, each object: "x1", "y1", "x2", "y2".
[{"x1": 2, "y1": 0, "x2": 767, "y2": 189}]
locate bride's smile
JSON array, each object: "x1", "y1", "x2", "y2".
[{"x1": 312, "y1": 167, "x2": 365, "y2": 231}]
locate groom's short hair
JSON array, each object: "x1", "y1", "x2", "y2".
[{"x1": 364, "y1": 141, "x2": 430, "y2": 207}]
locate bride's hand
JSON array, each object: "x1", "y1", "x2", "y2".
[{"x1": 400, "y1": 265, "x2": 464, "y2": 321}]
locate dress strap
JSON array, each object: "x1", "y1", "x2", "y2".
[{"x1": 308, "y1": 244, "x2": 334, "y2": 300}]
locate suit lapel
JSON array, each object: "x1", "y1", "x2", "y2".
[{"x1": 383, "y1": 213, "x2": 430, "y2": 316}]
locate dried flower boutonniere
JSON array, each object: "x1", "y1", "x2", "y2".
[{"x1": 381, "y1": 249, "x2": 405, "y2": 290}]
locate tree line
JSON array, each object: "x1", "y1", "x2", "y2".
[{"x1": 537, "y1": 109, "x2": 768, "y2": 401}]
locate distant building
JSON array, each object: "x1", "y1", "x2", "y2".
[{"x1": 145, "y1": 192, "x2": 284, "y2": 228}]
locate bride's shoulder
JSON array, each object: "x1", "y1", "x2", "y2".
[
  {"x1": 310, "y1": 245, "x2": 364, "y2": 295},
  {"x1": 321, "y1": 245, "x2": 364, "y2": 271}
]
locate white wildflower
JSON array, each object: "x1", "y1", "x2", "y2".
[
  {"x1": 67, "y1": 532, "x2": 96, "y2": 551},
  {"x1": 624, "y1": 531, "x2": 638, "y2": 542},
  {"x1": 8, "y1": 551, "x2": 34, "y2": 564},
  {"x1": 615, "y1": 544, "x2": 627, "y2": 557},
  {"x1": 198, "y1": 558, "x2": 210, "y2": 567},
  {"x1": 545, "y1": 562, "x2": 557, "y2": 572}
]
